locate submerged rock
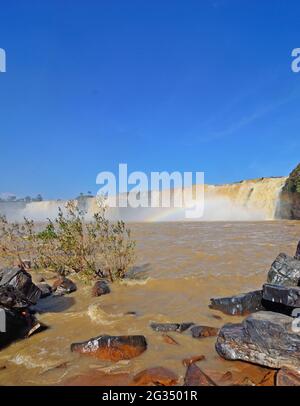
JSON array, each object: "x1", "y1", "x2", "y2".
[
  {"x1": 276, "y1": 366, "x2": 300, "y2": 386},
  {"x1": 71, "y1": 334, "x2": 147, "y2": 361},
  {"x1": 92, "y1": 280, "x2": 110, "y2": 297},
  {"x1": 133, "y1": 367, "x2": 178, "y2": 386},
  {"x1": 191, "y1": 325, "x2": 219, "y2": 338},
  {"x1": 216, "y1": 311, "x2": 300, "y2": 369},
  {"x1": 52, "y1": 277, "x2": 77, "y2": 296},
  {"x1": 182, "y1": 355, "x2": 206, "y2": 367},
  {"x1": 184, "y1": 363, "x2": 217, "y2": 386},
  {"x1": 267, "y1": 253, "x2": 300, "y2": 286},
  {"x1": 150, "y1": 322, "x2": 194, "y2": 333},
  {"x1": 209, "y1": 290, "x2": 264, "y2": 315},
  {"x1": 162, "y1": 334, "x2": 179, "y2": 345}
]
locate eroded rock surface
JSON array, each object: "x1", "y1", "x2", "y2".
[{"x1": 209, "y1": 290, "x2": 264, "y2": 315}]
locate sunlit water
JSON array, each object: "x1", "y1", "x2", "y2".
[{"x1": 0, "y1": 221, "x2": 300, "y2": 385}]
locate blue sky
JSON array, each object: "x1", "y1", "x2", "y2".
[{"x1": 0, "y1": 0, "x2": 300, "y2": 199}]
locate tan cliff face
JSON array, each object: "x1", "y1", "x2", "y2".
[{"x1": 0, "y1": 177, "x2": 289, "y2": 222}]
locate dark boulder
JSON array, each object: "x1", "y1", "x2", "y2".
[
  {"x1": 216, "y1": 311, "x2": 300, "y2": 369},
  {"x1": 276, "y1": 366, "x2": 300, "y2": 386},
  {"x1": 150, "y1": 322, "x2": 194, "y2": 333},
  {"x1": 0, "y1": 285, "x2": 30, "y2": 309},
  {"x1": 209, "y1": 290, "x2": 264, "y2": 315},
  {"x1": 262, "y1": 283, "x2": 300, "y2": 314},
  {"x1": 71, "y1": 335, "x2": 147, "y2": 362},
  {"x1": 296, "y1": 241, "x2": 300, "y2": 260},
  {"x1": 92, "y1": 280, "x2": 110, "y2": 297},
  {"x1": 0, "y1": 307, "x2": 43, "y2": 349},
  {"x1": 52, "y1": 276, "x2": 77, "y2": 296},
  {"x1": 0, "y1": 268, "x2": 41, "y2": 304},
  {"x1": 191, "y1": 325, "x2": 219, "y2": 338},
  {"x1": 184, "y1": 363, "x2": 217, "y2": 386},
  {"x1": 37, "y1": 283, "x2": 52, "y2": 299},
  {"x1": 267, "y1": 253, "x2": 300, "y2": 286}
]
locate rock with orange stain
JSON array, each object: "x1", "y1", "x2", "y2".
[
  {"x1": 133, "y1": 367, "x2": 178, "y2": 386},
  {"x1": 191, "y1": 325, "x2": 219, "y2": 338},
  {"x1": 182, "y1": 355, "x2": 205, "y2": 367},
  {"x1": 276, "y1": 366, "x2": 300, "y2": 386},
  {"x1": 71, "y1": 335, "x2": 147, "y2": 362},
  {"x1": 184, "y1": 364, "x2": 217, "y2": 386},
  {"x1": 52, "y1": 276, "x2": 76, "y2": 296},
  {"x1": 258, "y1": 371, "x2": 276, "y2": 386},
  {"x1": 162, "y1": 334, "x2": 179, "y2": 345}
]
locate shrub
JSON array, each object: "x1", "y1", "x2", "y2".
[{"x1": 0, "y1": 200, "x2": 136, "y2": 282}]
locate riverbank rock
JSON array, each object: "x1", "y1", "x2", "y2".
[
  {"x1": 71, "y1": 335, "x2": 147, "y2": 361},
  {"x1": 133, "y1": 367, "x2": 178, "y2": 386},
  {"x1": 263, "y1": 284, "x2": 300, "y2": 311},
  {"x1": 0, "y1": 268, "x2": 41, "y2": 304},
  {"x1": 209, "y1": 290, "x2": 264, "y2": 315},
  {"x1": 0, "y1": 286, "x2": 30, "y2": 309},
  {"x1": 150, "y1": 322, "x2": 194, "y2": 332},
  {"x1": 92, "y1": 280, "x2": 110, "y2": 297},
  {"x1": 267, "y1": 253, "x2": 300, "y2": 286},
  {"x1": 191, "y1": 325, "x2": 219, "y2": 338},
  {"x1": 0, "y1": 307, "x2": 43, "y2": 349},
  {"x1": 216, "y1": 311, "x2": 300, "y2": 369},
  {"x1": 184, "y1": 363, "x2": 217, "y2": 386},
  {"x1": 296, "y1": 241, "x2": 300, "y2": 260},
  {"x1": 37, "y1": 283, "x2": 52, "y2": 298},
  {"x1": 276, "y1": 366, "x2": 300, "y2": 386},
  {"x1": 52, "y1": 277, "x2": 77, "y2": 296}
]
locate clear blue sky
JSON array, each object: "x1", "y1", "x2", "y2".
[{"x1": 0, "y1": 0, "x2": 300, "y2": 199}]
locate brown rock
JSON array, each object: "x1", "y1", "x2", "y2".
[
  {"x1": 52, "y1": 276, "x2": 77, "y2": 295},
  {"x1": 184, "y1": 363, "x2": 217, "y2": 386},
  {"x1": 134, "y1": 367, "x2": 178, "y2": 386},
  {"x1": 182, "y1": 355, "x2": 205, "y2": 367},
  {"x1": 162, "y1": 334, "x2": 179, "y2": 345},
  {"x1": 92, "y1": 280, "x2": 110, "y2": 297},
  {"x1": 276, "y1": 366, "x2": 300, "y2": 386},
  {"x1": 219, "y1": 371, "x2": 233, "y2": 383},
  {"x1": 258, "y1": 371, "x2": 276, "y2": 386},
  {"x1": 71, "y1": 335, "x2": 147, "y2": 362},
  {"x1": 191, "y1": 325, "x2": 219, "y2": 338}
]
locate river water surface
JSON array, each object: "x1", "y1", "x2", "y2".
[{"x1": 1, "y1": 221, "x2": 300, "y2": 385}]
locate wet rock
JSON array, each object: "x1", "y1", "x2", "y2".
[
  {"x1": 0, "y1": 307, "x2": 42, "y2": 349},
  {"x1": 0, "y1": 285, "x2": 30, "y2": 309},
  {"x1": 52, "y1": 276, "x2": 77, "y2": 296},
  {"x1": 92, "y1": 280, "x2": 110, "y2": 297},
  {"x1": 267, "y1": 253, "x2": 300, "y2": 286},
  {"x1": 296, "y1": 241, "x2": 300, "y2": 260},
  {"x1": 150, "y1": 322, "x2": 194, "y2": 333},
  {"x1": 258, "y1": 371, "x2": 276, "y2": 386},
  {"x1": 182, "y1": 355, "x2": 205, "y2": 367},
  {"x1": 216, "y1": 311, "x2": 300, "y2": 369},
  {"x1": 276, "y1": 366, "x2": 300, "y2": 386},
  {"x1": 184, "y1": 363, "x2": 217, "y2": 386},
  {"x1": 209, "y1": 290, "x2": 264, "y2": 315},
  {"x1": 219, "y1": 371, "x2": 233, "y2": 383},
  {"x1": 37, "y1": 283, "x2": 52, "y2": 298},
  {"x1": 133, "y1": 367, "x2": 178, "y2": 386},
  {"x1": 71, "y1": 334, "x2": 147, "y2": 362},
  {"x1": 0, "y1": 268, "x2": 41, "y2": 304},
  {"x1": 162, "y1": 334, "x2": 179, "y2": 345},
  {"x1": 262, "y1": 283, "x2": 300, "y2": 314},
  {"x1": 191, "y1": 325, "x2": 219, "y2": 338}
]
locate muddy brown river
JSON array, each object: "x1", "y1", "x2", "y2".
[{"x1": 1, "y1": 221, "x2": 300, "y2": 385}]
